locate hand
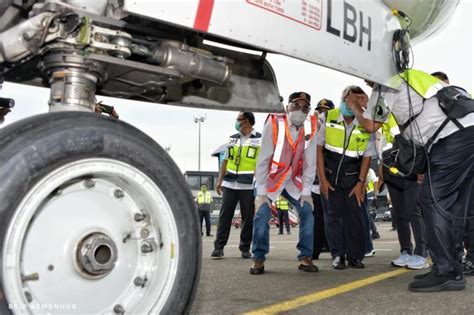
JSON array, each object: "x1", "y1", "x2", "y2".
[
  {"x1": 377, "y1": 164, "x2": 384, "y2": 182},
  {"x1": 375, "y1": 179, "x2": 384, "y2": 194},
  {"x1": 111, "y1": 109, "x2": 119, "y2": 119},
  {"x1": 349, "y1": 182, "x2": 365, "y2": 207},
  {"x1": 300, "y1": 195, "x2": 313, "y2": 210},
  {"x1": 94, "y1": 102, "x2": 102, "y2": 113},
  {"x1": 345, "y1": 92, "x2": 368, "y2": 111},
  {"x1": 319, "y1": 177, "x2": 335, "y2": 200},
  {"x1": 216, "y1": 179, "x2": 223, "y2": 196},
  {"x1": 416, "y1": 174, "x2": 424, "y2": 185},
  {"x1": 255, "y1": 195, "x2": 270, "y2": 211}
]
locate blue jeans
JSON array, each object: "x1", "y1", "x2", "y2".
[{"x1": 252, "y1": 190, "x2": 314, "y2": 261}]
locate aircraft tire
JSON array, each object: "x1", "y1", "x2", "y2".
[{"x1": 0, "y1": 112, "x2": 201, "y2": 314}]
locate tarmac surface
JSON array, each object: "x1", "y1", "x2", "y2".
[{"x1": 192, "y1": 222, "x2": 473, "y2": 314}]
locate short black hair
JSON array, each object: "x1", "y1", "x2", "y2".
[
  {"x1": 242, "y1": 112, "x2": 255, "y2": 126},
  {"x1": 431, "y1": 71, "x2": 449, "y2": 83}
]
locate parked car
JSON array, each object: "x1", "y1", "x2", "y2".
[{"x1": 232, "y1": 204, "x2": 299, "y2": 228}]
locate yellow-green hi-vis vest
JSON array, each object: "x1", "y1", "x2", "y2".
[
  {"x1": 381, "y1": 113, "x2": 400, "y2": 150},
  {"x1": 398, "y1": 69, "x2": 445, "y2": 99},
  {"x1": 325, "y1": 109, "x2": 371, "y2": 158},
  {"x1": 197, "y1": 191, "x2": 212, "y2": 204},
  {"x1": 276, "y1": 197, "x2": 289, "y2": 211},
  {"x1": 367, "y1": 180, "x2": 375, "y2": 193},
  {"x1": 224, "y1": 132, "x2": 262, "y2": 184}
]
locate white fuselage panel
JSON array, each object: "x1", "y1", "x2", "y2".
[{"x1": 123, "y1": 0, "x2": 404, "y2": 87}]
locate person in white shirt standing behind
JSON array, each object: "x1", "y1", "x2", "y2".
[{"x1": 250, "y1": 92, "x2": 318, "y2": 275}]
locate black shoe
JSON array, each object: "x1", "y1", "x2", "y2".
[
  {"x1": 241, "y1": 250, "x2": 252, "y2": 259},
  {"x1": 250, "y1": 261, "x2": 265, "y2": 275},
  {"x1": 298, "y1": 257, "x2": 319, "y2": 272},
  {"x1": 332, "y1": 256, "x2": 346, "y2": 270},
  {"x1": 312, "y1": 254, "x2": 320, "y2": 260},
  {"x1": 414, "y1": 271, "x2": 432, "y2": 280},
  {"x1": 278, "y1": 232, "x2": 283, "y2": 235},
  {"x1": 409, "y1": 274, "x2": 466, "y2": 292},
  {"x1": 463, "y1": 260, "x2": 474, "y2": 276},
  {"x1": 206, "y1": 234, "x2": 213, "y2": 237},
  {"x1": 211, "y1": 248, "x2": 224, "y2": 258},
  {"x1": 371, "y1": 231, "x2": 381, "y2": 239},
  {"x1": 348, "y1": 260, "x2": 365, "y2": 269}
]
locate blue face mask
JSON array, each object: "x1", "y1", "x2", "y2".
[
  {"x1": 339, "y1": 101, "x2": 354, "y2": 117},
  {"x1": 235, "y1": 120, "x2": 241, "y2": 132}
]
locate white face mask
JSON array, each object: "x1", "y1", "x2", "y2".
[{"x1": 288, "y1": 110, "x2": 307, "y2": 126}]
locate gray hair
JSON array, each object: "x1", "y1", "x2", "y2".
[{"x1": 341, "y1": 85, "x2": 365, "y2": 101}]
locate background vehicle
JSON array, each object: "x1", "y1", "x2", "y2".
[
  {"x1": 232, "y1": 205, "x2": 299, "y2": 229},
  {"x1": 0, "y1": 0, "x2": 457, "y2": 313}
]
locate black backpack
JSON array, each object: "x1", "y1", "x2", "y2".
[{"x1": 426, "y1": 86, "x2": 474, "y2": 147}]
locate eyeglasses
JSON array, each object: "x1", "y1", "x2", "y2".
[{"x1": 289, "y1": 101, "x2": 311, "y2": 113}]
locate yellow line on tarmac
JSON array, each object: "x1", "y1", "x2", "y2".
[{"x1": 244, "y1": 268, "x2": 411, "y2": 315}]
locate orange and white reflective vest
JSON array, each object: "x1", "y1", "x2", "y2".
[{"x1": 267, "y1": 114, "x2": 317, "y2": 193}]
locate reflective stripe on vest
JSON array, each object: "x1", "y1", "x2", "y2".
[
  {"x1": 225, "y1": 134, "x2": 261, "y2": 183},
  {"x1": 267, "y1": 114, "x2": 317, "y2": 193},
  {"x1": 381, "y1": 113, "x2": 399, "y2": 150},
  {"x1": 197, "y1": 191, "x2": 212, "y2": 204},
  {"x1": 324, "y1": 109, "x2": 370, "y2": 158},
  {"x1": 400, "y1": 69, "x2": 445, "y2": 99}
]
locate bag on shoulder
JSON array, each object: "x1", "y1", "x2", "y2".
[{"x1": 382, "y1": 134, "x2": 426, "y2": 179}]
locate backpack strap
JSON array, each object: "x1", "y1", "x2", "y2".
[
  {"x1": 399, "y1": 111, "x2": 422, "y2": 133},
  {"x1": 425, "y1": 117, "x2": 450, "y2": 150},
  {"x1": 424, "y1": 100, "x2": 465, "y2": 150}
]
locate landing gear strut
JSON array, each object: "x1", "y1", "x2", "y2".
[{"x1": 0, "y1": 46, "x2": 201, "y2": 315}]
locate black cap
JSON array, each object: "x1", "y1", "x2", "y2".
[
  {"x1": 288, "y1": 92, "x2": 311, "y2": 104},
  {"x1": 315, "y1": 99, "x2": 334, "y2": 110},
  {"x1": 241, "y1": 111, "x2": 255, "y2": 126}
]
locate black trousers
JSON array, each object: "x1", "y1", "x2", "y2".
[
  {"x1": 325, "y1": 185, "x2": 365, "y2": 261},
  {"x1": 312, "y1": 192, "x2": 329, "y2": 257},
  {"x1": 278, "y1": 210, "x2": 290, "y2": 233},
  {"x1": 387, "y1": 179, "x2": 427, "y2": 257},
  {"x1": 420, "y1": 127, "x2": 474, "y2": 276},
  {"x1": 199, "y1": 211, "x2": 211, "y2": 236},
  {"x1": 214, "y1": 187, "x2": 254, "y2": 251}
]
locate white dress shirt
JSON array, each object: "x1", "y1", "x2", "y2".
[
  {"x1": 255, "y1": 118, "x2": 317, "y2": 202},
  {"x1": 364, "y1": 82, "x2": 474, "y2": 149}
]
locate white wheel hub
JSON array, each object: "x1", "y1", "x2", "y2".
[{"x1": 3, "y1": 158, "x2": 179, "y2": 314}]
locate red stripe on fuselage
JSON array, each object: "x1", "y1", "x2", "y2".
[{"x1": 193, "y1": 0, "x2": 214, "y2": 32}]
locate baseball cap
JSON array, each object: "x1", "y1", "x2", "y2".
[
  {"x1": 315, "y1": 99, "x2": 334, "y2": 110},
  {"x1": 288, "y1": 92, "x2": 311, "y2": 104}
]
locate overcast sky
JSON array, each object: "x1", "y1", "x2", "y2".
[{"x1": 2, "y1": 0, "x2": 473, "y2": 173}]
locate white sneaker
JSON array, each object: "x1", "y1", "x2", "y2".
[
  {"x1": 406, "y1": 255, "x2": 430, "y2": 270},
  {"x1": 364, "y1": 249, "x2": 376, "y2": 257},
  {"x1": 391, "y1": 251, "x2": 412, "y2": 267}
]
